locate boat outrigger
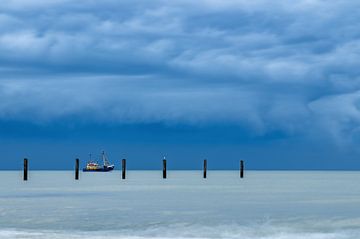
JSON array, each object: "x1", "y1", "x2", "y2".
[{"x1": 83, "y1": 151, "x2": 115, "y2": 172}]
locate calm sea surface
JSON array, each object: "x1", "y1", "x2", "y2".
[{"x1": 0, "y1": 171, "x2": 360, "y2": 238}]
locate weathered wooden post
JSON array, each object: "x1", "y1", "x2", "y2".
[
  {"x1": 203, "y1": 159, "x2": 207, "y2": 178},
  {"x1": 240, "y1": 160, "x2": 244, "y2": 178},
  {"x1": 122, "y1": 159, "x2": 126, "y2": 179},
  {"x1": 75, "y1": 158, "x2": 79, "y2": 180},
  {"x1": 163, "y1": 157, "x2": 167, "y2": 179},
  {"x1": 23, "y1": 158, "x2": 28, "y2": 181}
]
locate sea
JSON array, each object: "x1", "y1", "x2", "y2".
[{"x1": 0, "y1": 171, "x2": 360, "y2": 239}]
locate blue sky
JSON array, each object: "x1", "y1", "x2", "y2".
[{"x1": 1, "y1": 0, "x2": 360, "y2": 169}]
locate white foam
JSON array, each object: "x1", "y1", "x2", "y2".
[{"x1": 1, "y1": 222, "x2": 360, "y2": 239}]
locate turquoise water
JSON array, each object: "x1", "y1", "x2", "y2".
[{"x1": 1, "y1": 171, "x2": 360, "y2": 238}]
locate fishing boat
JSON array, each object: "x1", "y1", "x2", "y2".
[{"x1": 83, "y1": 151, "x2": 115, "y2": 172}]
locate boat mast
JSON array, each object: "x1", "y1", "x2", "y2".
[
  {"x1": 102, "y1": 151, "x2": 106, "y2": 166},
  {"x1": 102, "y1": 151, "x2": 111, "y2": 166}
]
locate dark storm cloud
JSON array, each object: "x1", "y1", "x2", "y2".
[{"x1": 1, "y1": 0, "x2": 360, "y2": 142}]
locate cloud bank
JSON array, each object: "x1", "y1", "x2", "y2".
[{"x1": 1, "y1": 0, "x2": 360, "y2": 142}]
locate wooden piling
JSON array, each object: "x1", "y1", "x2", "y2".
[
  {"x1": 75, "y1": 158, "x2": 79, "y2": 180},
  {"x1": 203, "y1": 159, "x2": 207, "y2": 178},
  {"x1": 163, "y1": 158, "x2": 167, "y2": 179},
  {"x1": 122, "y1": 159, "x2": 126, "y2": 179},
  {"x1": 240, "y1": 160, "x2": 244, "y2": 178},
  {"x1": 23, "y1": 158, "x2": 28, "y2": 181}
]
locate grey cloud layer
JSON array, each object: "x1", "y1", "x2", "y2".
[{"x1": 1, "y1": 0, "x2": 360, "y2": 141}]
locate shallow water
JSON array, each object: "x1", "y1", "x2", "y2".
[{"x1": 1, "y1": 171, "x2": 360, "y2": 238}]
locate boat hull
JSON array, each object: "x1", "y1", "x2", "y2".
[{"x1": 83, "y1": 166, "x2": 114, "y2": 172}]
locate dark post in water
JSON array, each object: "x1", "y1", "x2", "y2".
[
  {"x1": 163, "y1": 158, "x2": 167, "y2": 179},
  {"x1": 23, "y1": 158, "x2": 28, "y2": 181},
  {"x1": 75, "y1": 158, "x2": 79, "y2": 180},
  {"x1": 122, "y1": 159, "x2": 126, "y2": 179},
  {"x1": 240, "y1": 160, "x2": 244, "y2": 178},
  {"x1": 203, "y1": 159, "x2": 207, "y2": 178}
]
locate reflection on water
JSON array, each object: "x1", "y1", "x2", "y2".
[{"x1": 0, "y1": 171, "x2": 360, "y2": 238}]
